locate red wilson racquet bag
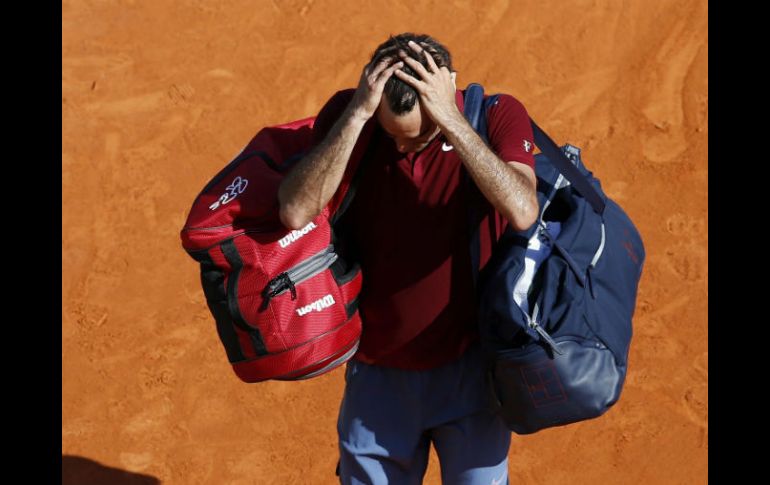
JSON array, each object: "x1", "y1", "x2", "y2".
[{"x1": 180, "y1": 117, "x2": 368, "y2": 382}]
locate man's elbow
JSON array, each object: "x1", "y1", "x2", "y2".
[
  {"x1": 278, "y1": 180, "x2": 313, "y2": 230},
  {"x1": 279, "y1": 204, "x2": 313, "y2": 231},
  {"x1": 507, "y1": 198, "x2": 539, "y2": 232}
]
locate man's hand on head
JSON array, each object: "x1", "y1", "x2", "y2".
[
  {"x1": 349, "y1": 57, "x2": 404, "y2": 122},
  {"x1": 393, "y1": 40, "x2": 463, "y2": 129}
]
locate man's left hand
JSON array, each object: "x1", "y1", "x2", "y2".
[{"x1": 394, "y1": 40, "x2": 463, "y2": 128}]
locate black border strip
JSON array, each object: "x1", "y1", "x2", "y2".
[
  {"x1": 220, "y1": 239, "x2": 269, "y2": 356},
  {"x1": 345, "y1": 296, "x2": 360, "y2": 320},
  {"x1": 194, "y1": 251, "x2": 246, "y2": 363}
]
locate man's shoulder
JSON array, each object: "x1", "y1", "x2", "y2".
[
  {"x1": 312, "y1": 88, "x2": 357, "y2": 138},
  {"x1": 314, "y1": 88, "x2": 356, "y2": 125},
  {"x1": 483, "y1": 92, "x2": 531, "y2": 125},
  {"x1": 324, "y1": 88, "x2": 356, "y2": 110},
  {"x1": 485, "y1": 92, "x2": 527, "y2": 110},
  {"x1": 331, "y1": 88, "x2": 356, "y2": 99}
]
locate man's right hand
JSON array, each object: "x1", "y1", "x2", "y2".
[{"x1": 348, "y1": 58, "x2": 404, "y2": 121}]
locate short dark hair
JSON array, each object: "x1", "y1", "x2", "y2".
[{"x1": 370, "y1": 33, "x2": 453, "y2": 115}]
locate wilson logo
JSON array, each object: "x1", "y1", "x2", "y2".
[
  {"x1": 278, "y1": 222, "x2": 317, "y2": 248},
  {"x1": 296, "y1": 295, "x2": 335, "y2": 316}
]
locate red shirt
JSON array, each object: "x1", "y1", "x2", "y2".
[{"x1": 313, "y1": 89, "x2": 535, "y2": 369}]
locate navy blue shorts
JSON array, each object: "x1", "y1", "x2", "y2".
[{"x1": 337, "y1": 343, "x2": 511, "y2": 484}]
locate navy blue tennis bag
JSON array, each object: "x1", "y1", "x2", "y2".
[{"x1": 463, "y1": 84, "x2": 645, "y2": 434}]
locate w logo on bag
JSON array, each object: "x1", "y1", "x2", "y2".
[
  {"x1": 296, "y1": 295, "x2": 336, "y2": 316},
  {"x1": 279, "y1": 221, "x2": 318, "y2": 248}
]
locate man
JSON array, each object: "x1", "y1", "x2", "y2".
[{"x1": 278, "y1": 33, "x2": 538, "y2": 485}]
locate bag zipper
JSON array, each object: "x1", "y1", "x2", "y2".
[
  {"x1": 260, "y1": 246, "x2": 339, "y2": 310},
  {"x1": 286, "y1": 246, "x2": 339, "y2": 287},
  {"x1": 589, "y1": 222, "x2": 606, "y2": 269},
  {"x1": 185, "y1": 225, "x2": 289, "y2": 255},
  {"x1": 526, "y1": 302, "x2": 563, "y2": 355},
  {"x1": 587, "y1": 222, "x2": 605, "y2": 300}
]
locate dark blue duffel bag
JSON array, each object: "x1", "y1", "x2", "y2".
[{"x1": 464, "y1": 84, "x2": 645, "y2": 435}]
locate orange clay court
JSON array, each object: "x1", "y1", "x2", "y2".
[{"x1": 62, "y1": 1, "x2": 707, "y2": 483}]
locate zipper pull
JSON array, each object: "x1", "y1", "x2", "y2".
[
  {"x1": 270, "y1": 272, "x2": 297, "y2": 300},
  {"x1": 531, "y1": 323, "x2": 563, "y2": 355},
  {"x1": 286, "y1": 275, "x2": 298, "y2": 300},
  {"x1": 260, "y1": 272, "x2": 297, "y2": 311},
  {"x1": 538, "y1": 221, "x2": 554, "y2": 244},
  {"x1": 526, "y1": 305, "x2": 563, "y2": 355}
]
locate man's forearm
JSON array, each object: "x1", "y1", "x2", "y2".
[
  {"x1": 440, "y1": 113, "x2": 538, "y2": 232},
  {"x1": 278, "y1": 107, "x2": 368, "y2": 229}
]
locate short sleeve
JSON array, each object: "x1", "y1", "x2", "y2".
[{"x1": 485, "y1": 94, "x2": 536, "y2": 169}]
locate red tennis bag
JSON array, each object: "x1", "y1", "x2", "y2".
[{"x1": 180, "y1": 117, "x2": 364, "y2": 382}]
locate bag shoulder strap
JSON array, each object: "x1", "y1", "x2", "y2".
[
  {"x1": 529, "y1": 121, "x2": 605, "y2": 214},
  {"x1": 463, "y1": 84, "x2": 499, "y2": 288}
]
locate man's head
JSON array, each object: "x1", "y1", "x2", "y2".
[{"x1": 370, "y1": 33, "x2": 454, "y2": 153}]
